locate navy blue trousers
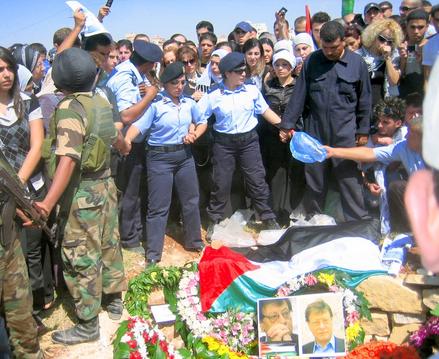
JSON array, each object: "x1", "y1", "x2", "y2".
[
  {"x1": 207, "y1": 130, "x2": 275, "y2": 222},
  {"x1": 118, "y1": 143, "x2": 146, "y2": 248},
  {"x1": 145, "y1": 147, "x2": 202, "y2": 261},
  {"x1": 304, "y1": 158, "x2": 369, "y2": 221}
]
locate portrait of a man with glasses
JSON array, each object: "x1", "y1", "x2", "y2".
[{"x1": 258, "y1": 298, "x2": 299, "y2": 345}]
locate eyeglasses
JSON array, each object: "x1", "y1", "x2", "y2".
[
  {"x1": 182, "y1": 59, "x2": 196, "y2": 66},
  {"x1": 169, "y1": 79, "x2": 186, "y2": 86},
  {"x1": 232, "y1": 68, "x2": 246, "y2": 74},
  {"x1": 263, "y1": 309, "x2": 291, "y2": 323},
  {"x1": 400, "y1": 6, "x2": 416, "y2": 12},
  {"x1": 378, "y1": 34, "x2": 393, "y2": 45}
]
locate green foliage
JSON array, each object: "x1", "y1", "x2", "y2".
[
  {"x1": 348, "y1": 328, "x2": 366, "y2": 351},
  {"x1": 124, "y1": 265, "x2": 186, "y2": 317},
  {"x1": 431, "y1": 303, "x2": 439, "y2": 317},
  {"x1": 113, "y1": 320, "x2": 130, "y2": 359}
]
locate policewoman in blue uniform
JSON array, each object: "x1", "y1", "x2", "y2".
[
  {"x1": 125, "y1": 62, "x2": 207, "y2": 265},
  {"x1": 197, "y1": 52, "x2": 283, "y2": 237}
]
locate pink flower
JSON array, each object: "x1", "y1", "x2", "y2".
[
  {"x1": 127, "y1": 339, "x2": 137, "y2": 349},
  {"x1": 196, "y1": 312, "x2": 207, "y2": 321},
  {"x1": 329, "y1": 285, "x2": 339, "y2": 292},
  {"x1": 346, "y1": 311, "x2": 360, "y2": 324},
  {"x1": 277, "y1": 286, "x2": 290, "y2": 296},
  {"x1": 305, "y1": 274, "x2": 318, "y2": 286}
]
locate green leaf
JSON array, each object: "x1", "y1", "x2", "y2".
[
  {"x1": 113, "y1": 342, "x2": 130, "y2": 359},
  {"x1": 431, "y1": 303, "x2": 439, "y2": 316},
  {"x1": 153, "y1": 344, "x2": 166, "y2": 359}
]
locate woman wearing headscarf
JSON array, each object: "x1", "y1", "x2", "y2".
[{"x1": 261, "y1": 50, "x2": 303, "y2": 224}]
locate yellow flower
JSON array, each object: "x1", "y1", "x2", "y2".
[
  {"x1": 317, "y1": 273, "x2": 335, "y2": 287},
  {"x1": 150, "y1": 271, "x2": 157, "y2": 281},
  {"x1": 202, "y1": 336, "x2": 220, "y2": 351},
  {"x1": 346, "y1": 321, "x2": 362, "y2": 342},
  {"x1": 217, "y1": 345, "x2": 228, "y2": 355}
]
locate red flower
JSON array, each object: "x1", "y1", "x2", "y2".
[
  {"x1": 159, "y1": 340, "x2": 168, "y2": 353},
  {"x1": 127, "y1": 339, "x2": 137, "y2": 349},
  {"x1": 129, "y1": 351, "x2": 142, "y2": 359},
  {"x1": 151, "y1": 333, "x2": 158, "y2": 345}
]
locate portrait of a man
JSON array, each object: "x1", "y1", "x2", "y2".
[
  {"x1": 302, "y1": 299, "x2": 345, "y2": 355},
  {"x1": 259, "y1": 298, "x2": 299, "y2": 345}
]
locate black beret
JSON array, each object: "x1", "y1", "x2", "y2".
[
  {"x1": 160, "y1": 61, "x2": 185, "y2": 84},
  {"x1": 52, "y1": 48, "x2": 97, "y2": 92},
  {"x1": 219, "y1": 52, "x2": 245, "y2": 73},
  {"x1": 132, "y1": 40, "x2": 163, "y2": 63}
]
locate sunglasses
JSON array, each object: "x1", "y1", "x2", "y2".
[
  {"x1": 378, "y1": 34, "x2": 393, "y2": 45},
  {"x1": 169, "y1": 79, "x2": 186, "y2": 86},
  {"x1": 232, "y1": 68, "x2": 246, "y2": 74},
  {"x1": 182, "y1": 59, "x2": 196, "y2": 66},
  {"x1": 399, "y1": 6, "x2": 416, "y2": 12}
]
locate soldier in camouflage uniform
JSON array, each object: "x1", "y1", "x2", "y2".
[
  {"x1": 0, "y1": 46, "x2": 41, "y2": 358},
  {"x1": 36, "y1": 48, "x2": 127, "y2": 345}
]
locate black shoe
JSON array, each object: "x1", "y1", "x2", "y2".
[
  {"x1": 102, "y1": 293, "x2": 123, "y2": 320},
  {"x1": 146, "y1": 259, "x2": 160, "y2": 268},
  {"x1": 52, "y1": 317, "x2": 99, "y2": 345},
  {"x1": 184, "y1": 244, "x2": 205, "y2": 253},
  {"x1": 262, "y1": 218, "x2": 281, "y2": 230}
]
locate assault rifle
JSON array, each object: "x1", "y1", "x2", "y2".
[{"x1": 0, "y1": 153, "x2": 55, "y2": 243}]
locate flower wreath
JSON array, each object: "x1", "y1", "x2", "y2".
[
  {"x1": 176, "y1": 269, "x2": 256, "y2": 356},
  {"x1": 276, "y1": 270, "x2": 371, "y2": 350},
  {"x1": 113, "y1": 317, "x2": 182, "y2": 359}
]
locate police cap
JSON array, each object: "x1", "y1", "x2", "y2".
[
  {"x1": 160, "y1": 61, "x2": 185, "y2": 84},
  {"x1": 52, "y1": 48, "x2": 97, "y2": 92},
  {"x1": 219, "y1": 52, "x2": 246, "y2": 74},
  {"x1": 132, "y1": 40, "x2": 163, "y2": 63}
]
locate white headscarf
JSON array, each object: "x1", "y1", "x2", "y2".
[
  {"x1": 17, "y1": 64, "x2": 33, "y2": 93},
  {"x1": 197, "y1": 48, "x2": 230, "y2": 89},
  {"x1": 293, "y1": 33, "x2": 315, "y2": 52}
]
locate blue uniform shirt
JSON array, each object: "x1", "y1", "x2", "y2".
[
  {"x1": 133, "y1": 91, "x2": 206, "y2": 146},
  {"x1": 197, "y1": 82, "x2": 268, "y2": 134},
  {"x1": 106, "y1": 60, "x2": 147, "y2": 143}
]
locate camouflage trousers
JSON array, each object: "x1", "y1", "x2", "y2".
[
  {"x1": 62, "y1": 177, "x2": 127, "y2": 321},
  {"x1": 0, "y1": 236, "x2": 41, "y2": 358}
]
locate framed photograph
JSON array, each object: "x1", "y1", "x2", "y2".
[
  {"x1": 257, "y1": 297, "x2": 300, "y2": 358},
  {"x1": 297, "y1": 292, "x2": 346, "y2": 357}
]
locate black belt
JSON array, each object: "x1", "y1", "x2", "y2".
[
  {"x1": 82, "y1": 169, "x2": 111, "y2": 180},
  {"x1": 213, "y1": 129, "x2": 257, "y2": 141},
  {"x1": 147, "y1": 144, "x2": 186, "y2": 153}
]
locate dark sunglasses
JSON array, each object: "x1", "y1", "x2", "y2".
[
  {"x1": 182, "y1": 59, "x2": 196, "y2": 66},
  {"x1": 169, "y1": 79, "x2": 186, "y2": 86},
  {"x1": 399, "y1": 5, "x2": 416, "y2": 12},
  {"x1": 378, "y1": 34, "x2": 393, "y2": 45},
  {"x1": 232, "y1": 68, "x2": 246, "y2": 74}
]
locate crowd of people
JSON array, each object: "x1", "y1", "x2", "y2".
[{"x1": 0, "y1": 0, "x2": 439, "y2": 356}]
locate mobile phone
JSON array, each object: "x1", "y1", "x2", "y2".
[
  {"x1": 279, "y1": 7, "x2": 288, "y2": 15},
  {"x1": 105, "y1": 0, "x2": 113, "y2": 7},
  {"x1": 407, "y1": 44, "x2": 418, "y2": 53},
  {"x1": 295, "y1": 57, "x2": 303, "y2": 65}
]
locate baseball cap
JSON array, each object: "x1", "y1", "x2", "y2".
[
  {"x1": 364, "y1": 2, "x2": 382, "y2": 15},
  {"x1": 234, "y1": 21, "x2": 253, "y2": 33}
]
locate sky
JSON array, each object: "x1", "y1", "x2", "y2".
[{"x1": 1, "y1": 0, "x2": 401, "y2": 49}]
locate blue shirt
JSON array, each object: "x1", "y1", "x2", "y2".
[
  {"x1": 313, "y1": 336, "x2": 336, "y2": 355},
  {"x1": 133, "y1": 91, "x2": 206, "y2": 146},
  {"x1": 106, "y1": 60, "x2": 146, "y2": 143},
  {"x1": 197, "y1": 82, "x2": 268, "y2": 134},
  {"x1": 373, "y1": 139, "x2": 425, "y2": 175}
]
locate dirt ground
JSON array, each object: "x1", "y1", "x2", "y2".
[{"x1": 39, "y1": 227, "x2": 204, "y2": 359}]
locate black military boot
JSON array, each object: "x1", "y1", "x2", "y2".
[
  {"x1": 103, "y1": 292, "x2": 123, "y2": 320},
  {"x1": 51, "y1": 317, "x2": 99, "y2": 345}
]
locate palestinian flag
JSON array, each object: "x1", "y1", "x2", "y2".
[{"x1": 199, "y1": 220, "x2": 385, "y2": 313}]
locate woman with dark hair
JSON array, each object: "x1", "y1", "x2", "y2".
[
  {"x1": 124, "y1": 62, "x2": 207, "y2": 264},
  {"x1": 243, "y1": 38, "x2": 267, "y2": 90},
  {"x1": 259, "y1": 37, "x2": 274, "y2": 66},
  {"x1": 117, "y1": 39, "x2": 133, "y2": 63},
  {"x1": 0, "y1": 46, "x2": 42, "y2": 358},
  {"x1": 177, "y1": 45, "x2": 203, "y2": 101},
  {"x1": 10, "y1": 44, "x2": 45, "y2": 94},
  {"x1": 198, "y1": 52, "x2": 282, "y2": 238}
]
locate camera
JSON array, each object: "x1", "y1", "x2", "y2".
[
  {"x1": 407, "y1": 45, "x2": 418, "y2": 53},
  {"x1": 279, "y1": 7, "x2": 288, "y2": 15},
  {"x1": 105, "y1": 0, "x2": 113, "y2": 7}
]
